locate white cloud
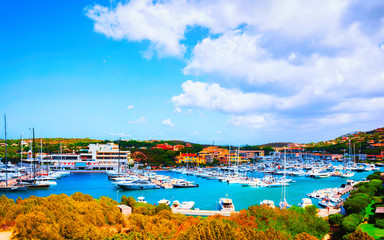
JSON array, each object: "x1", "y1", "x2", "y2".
[
  {"x1": 128, "y1": 117, "x2": 146, "y2": 124},
  {"x1": 228, "y1": 114, "x2": 274, "y2": 129},
  {"x1": 216, "y1": 130, "x2": 222, "y2": 134},
  {"x1": 162, "y1": 118, "x2": 175, "y2": 127},
  {"x1": 109, "y1": 132, "x2": 132, "y2": 137},
  {"x1": 87, "y1": 0, "x2": 384, "y2": 133},
  {"x1": 127, "y1": 105, "x2": 134, "y2": 110}
]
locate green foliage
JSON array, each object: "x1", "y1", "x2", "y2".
[
  {"x1": 344, "y1": 194, "x2": 372, "y2": 215},
  {"x1": 367, "y1": 171, "x2": 382, "y2": 181},
  {"x1": 329, "y1": 213, "x2": 344, "y2": 226},
  {"x1": 121, "y1": 195, "x2": 136, "y2": 209},
  {"x1": 342, "y1": 213, "x2": 364, "y2": 233},
  {"x1": 155, "y1": 203, "x2": 171, "y2": 213},
  {"x1": 375, "y1": 219, "x2": 384, "y2": 229}
]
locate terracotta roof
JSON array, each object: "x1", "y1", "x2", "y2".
[{"x1": 376, "y1": 207, "x2": 384, "y2": 214}]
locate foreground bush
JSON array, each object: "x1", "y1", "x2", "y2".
[
  {"x1": 1, "y1": 193, "x2": 124, "y2": 239},
  {"x1": 346, "y1": 230, "x2": 375, "y2": 240}
]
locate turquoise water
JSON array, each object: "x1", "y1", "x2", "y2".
[{"x1": 1, "y1": 169, "x2": 380, "y2": 210}]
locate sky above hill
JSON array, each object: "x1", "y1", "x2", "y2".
[{"x1": 1, "y1": 0, "x2": 384, "y2": 145}]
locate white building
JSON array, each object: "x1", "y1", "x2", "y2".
[{"x1": 28, "y1": 143, "x2": 134, "y2": 171}]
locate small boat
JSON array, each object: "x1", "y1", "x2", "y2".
[
  {"x1": 219, "y1": 198, "x2": 235, "y2": 212},
  {"x1": 27, "y1": 182, "x2": 50, "y2": 189},
  {"x1": 318, "y1": 198, "x2": 335, "y2": 208},
  {"x1": 311, "y1": 171, "x2": 331, "y2": 179},
  {"x1": 340, "y1": 172, "x2": 355, "y2": 178},
  {"x1": 173, "y1": 181, "x2": 199, "y2": 188},
  {"x1": 260, "y1": 200, "x2": 275, "y2": 208},
  {"x1": 279, "y1": 200, "x2": 291, "y2": 209},
  {"x1": 157, "y1": 199, "x2": 170, "y2": 206},
  {"x1": 137, "y1": 196, "x2": 147, "y2": 203},
  {"x1": 118, "y1": 180, "x2": 160, "y2": 190},
  {"x1": 0, "y1": 185, "x2": 28, "y2": 191},
  {"x1": 298, "y1": 198, "x2": 313, "y2": 208},
  {"x1": 268, "y1": 181, "x2": 289, "y2": 187},
  {"x1": 171, "y1": 200, "x2": 195, "y2": 210}
]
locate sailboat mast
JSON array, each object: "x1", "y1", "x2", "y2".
[
  {"x1": 32, "y1": 128, "x2": 36, "y2": 183},
  {"x1": 283, "y1": 148, "x2": 287, "y2": 202},
  {"x1": 20, "y1": 133, "x2": 23, "y2": 168},
  {"x1": 60, "y1": 142, "x2": 62, "y2": 170},
  {"x1": 118, "y1": 138, "x2": 121, "y2": 176},
  {"x1": 228, "y1": 146, "x2": 231, "y2": 168},
  {"x1": 4, "y1": 115, "x2": 8, "y2": 186},
  {"x1": 40, "y1": 138, "x2": 43, "y2": 172}
]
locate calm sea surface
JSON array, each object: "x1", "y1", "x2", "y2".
[{"x1": 2, "y1": 167, "x2": 381, "y2": 210}]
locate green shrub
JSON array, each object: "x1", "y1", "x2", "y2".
[
  {"x1": 375, "y1": 219, "x2": 384, "y2": 229},
  {"x1": 121, "y1": 196, "x2": 136, "y2": 209},
  {"x1": 329, "y1": 213, "x2": 343, "y2": 225},
  {"x1": 341, "y1": 214, "x2": 363, "y2": 233},
  {"x1": 155, "y1": 203, "x2": 171, "y2": 213},
  {"x1": 344, "y1": 194, "x2": 371, "y2": 215}
]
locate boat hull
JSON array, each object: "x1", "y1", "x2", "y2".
[{"x1": 118, "y1": 184, "x2": 159, "y2": 190}]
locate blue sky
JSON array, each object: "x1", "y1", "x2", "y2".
[{"x1": 1, "y1": 0, "x2": 384, "y2": 145}]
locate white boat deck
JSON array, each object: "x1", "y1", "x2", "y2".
[{"x1": 172, "y1": 209, "x2": 238, "y2": 217}]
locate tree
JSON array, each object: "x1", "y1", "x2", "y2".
[
  {"x1": 347, "y1": 230, "x2": 374, "y2": 240},
  {"x1": 121, "y1": 196, "x2": 136, "y2": 209}
]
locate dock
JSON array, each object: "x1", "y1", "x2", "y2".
[{"x1": 172, "y1": 209, "x2": 238, "y2": 217}]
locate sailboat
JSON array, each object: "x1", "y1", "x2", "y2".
[
  {"x1": 0, "y1": 115, "x2": 27, "y2": 191},
  {"x1": 27, "y1": 128, "x2": 50, "y2": 189},
  {"x1": 279, "y1": 147, "x2": 291, "y2": 209}
]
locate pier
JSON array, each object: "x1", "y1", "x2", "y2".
[{"x1": 172, "y1": 209, "x2": 238, "y2": 217}]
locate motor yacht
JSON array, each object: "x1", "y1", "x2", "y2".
[
  {"x1": 117, "y1": 180, "x2": 159, "y2": 190},
  {"x1": 171, "y1": 200, "x2": 195, "y2": 210},
  {"x1": 298, "y1": 198, "x2": 313, "y2": 208},
  {"x1": 173, "y1": 180, "x2": 199, "y2": 188},
  {"x1": 219, "y1": 198, "x2": 235, "y2": 212},
  {"x1": 158, "y1": 199, "x2": 171, "y2": 206}
]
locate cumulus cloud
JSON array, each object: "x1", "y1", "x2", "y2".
[
  {"x1": 127, "y1": 105, "x2": 134, "y2": 110},
  {"x1": 162, "y1": 118, "x2": 175, "y2": 127},
  {"x1": 87, "y1": 0, "x2": 384, "y2": 131},
  {"x1": 128, "y1": 117, "x2": 146, "y2": 124}
]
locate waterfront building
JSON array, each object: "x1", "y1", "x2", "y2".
[
  {"x1": 239, "y1": 150, "x2": 264, "y2": 159},
  {"x1": 176, "y1": 153, "x2": 206, "y2": 165},
  {"x1": 26, "y1": 143, "x2": 134, "y2": 171},
  {"x1": 218, "y1": 153, "x2": 245, "y2": 165}
]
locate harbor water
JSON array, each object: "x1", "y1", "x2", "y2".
[{"x1": 1, "y1": 168, "x2": 380, "y2": 210}]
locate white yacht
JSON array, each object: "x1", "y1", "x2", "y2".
[
  {"x1": 137, "y1": 196, "x2": 147, "y2": 203},
  {"x1": 340, "y1": 171, "x2": 355, "y2": 178},
  {"x1": 260, "y1": 200, "x2": 275, "y2": 208},
  {"x1": 171, "y1": 200, "x2": 195, "y2": 210},
  {"x1": 117, "y1": 180, "x2": 159, "y2": 190},
  {"x1": 219, "y1": 198, "x2": 235, "y2": 212},
  {"x1": 318, "y1": 198, "x2": 335, "y2": 208},
  {"x1": 298, "y1": 198, "x2": 313, "y2": 208},
  {"x1": 158, "y1": 199, "x2": 171, "y2": 206}
]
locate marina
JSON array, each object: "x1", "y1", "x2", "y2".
[{"x1": 0, "y1": 164, "x2": 380, "y2": 211}]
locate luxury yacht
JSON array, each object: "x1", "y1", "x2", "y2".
[{"x1": 118, "y1": 180, "x2": 159, "y2": 190}]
